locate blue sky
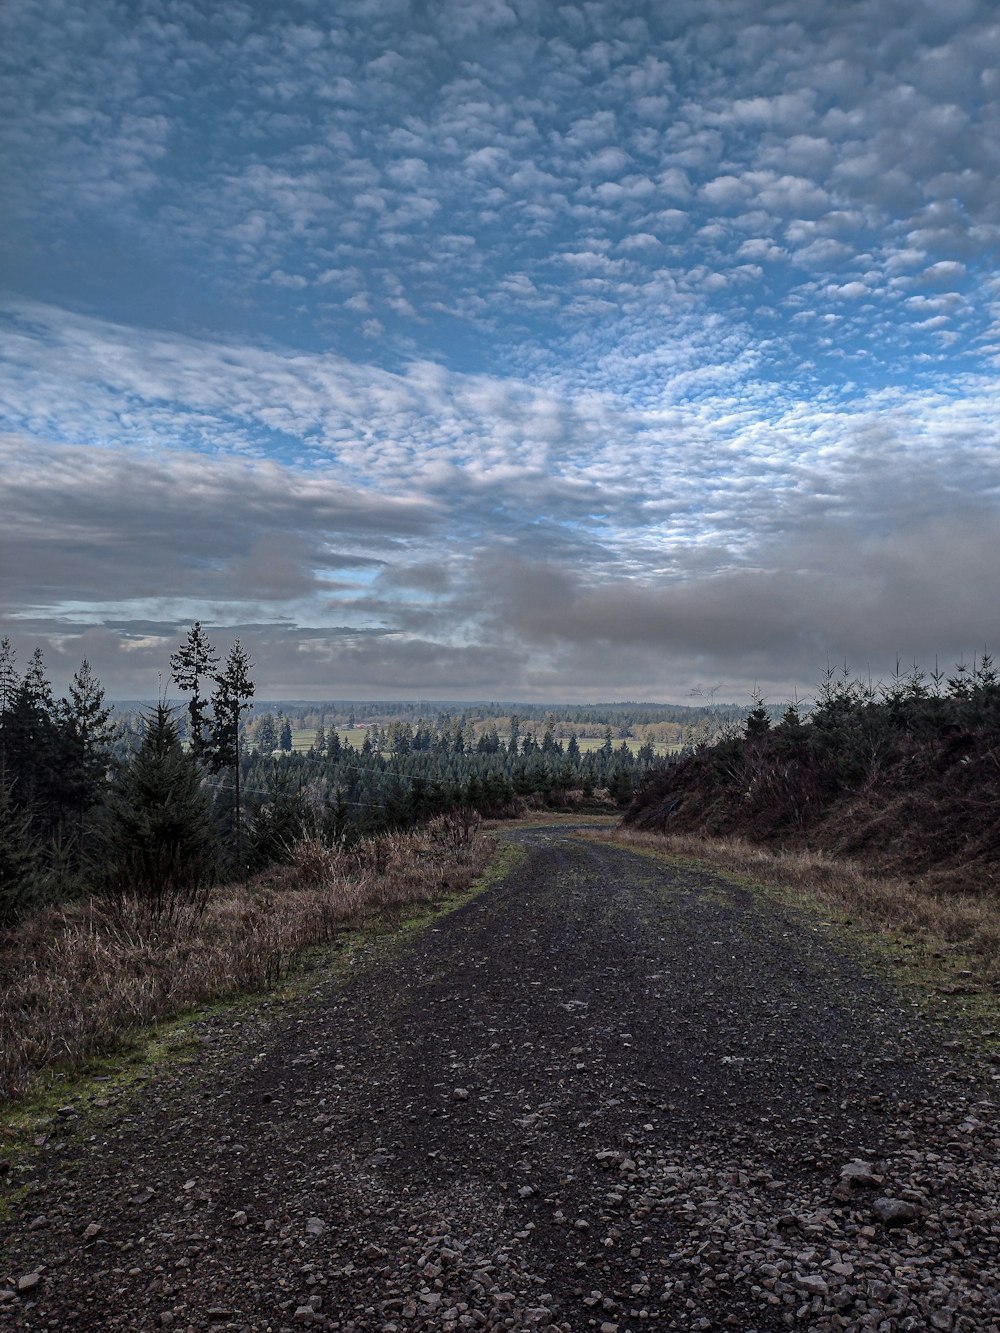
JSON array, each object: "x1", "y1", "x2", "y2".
[{"x1": 1, "y1": 0, "x2": 998, "y2": 701}]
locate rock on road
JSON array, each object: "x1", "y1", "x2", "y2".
[{"x1": 2, "y1": 828, "x2": 999, "y2": 1332}]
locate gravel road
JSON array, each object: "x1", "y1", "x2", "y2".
[{"x1": 2, "y1": 827, "x2": 998, "y2": 1332}]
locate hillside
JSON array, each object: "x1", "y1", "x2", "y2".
[{"x1": 624, "y1": 663, "x2": 1000, "y2": 893}]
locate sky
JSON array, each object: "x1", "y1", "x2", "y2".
[{"x1": 1, "y1": 0, "x2": 999, "y2": 703}]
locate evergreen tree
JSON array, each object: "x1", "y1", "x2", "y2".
[
  {"x1": 773, "y1": 702, "x2": 809, "y2": 756},
  {"x1": 311, "y1": 722, "x2": 327, "y2": 754},
  {"x1": 508, "y1": 714, "x2": 520, "y2": 756},
  {"x1": 255, "y1": 713, "x2": 277, "y2": 754},
  {"x1": 608, "y1": 765, "x2": 635, "y2": 806},
  {"x1": 476, "y1": 724, "x2": 500, "y2": 754},
  {"x1": 279, "y1": 717, "x2": 293, "y2": 752},
  {"x1": 5, "y1": 648, "x2": 58, "y2": 828},
  {"x1": 209, "y1": 639, "x2": 255, "y2": 871},
  {"x1": 100, "y1": 704, "x2": 216, "y2": 919},
  {"x1": 0, "y1": 778, "x2": 38, "y2": 927},
  {"x1": 389, "y1": 720, "x2": 412, "y2": 755},
  {"x1": 210, "y1": 640, "x2": 255, "y2": 773},
  {"x1": 744, "y1": 690, "x2": 772, "y2": 739},
  {"x1": 0, "y1": 637, "x2": 17, "y2": 712},
  {"x1": 169, "y1": 622, "x2": 219, "y2": 761},
  {"x1": 0, "y1": 637, "x2": 18, "y2": 787},
  {"x1": 247, "y1": 764, "x2": 308, "y2": 868},
  {"x1": 58, "y1": 659, "x2": 116, "y2": 855}
]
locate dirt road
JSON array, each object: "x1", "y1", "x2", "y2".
[{"x1": 2, "y1": 828, "x2": 998, "y2": 1331}]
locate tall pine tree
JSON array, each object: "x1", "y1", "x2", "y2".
[
  {"x1": 57, "y1": 659, "x2": 116, "y2": 858},
  {"x1": 209, "y1": 639, "x2": 255, "y2": 872},
  {"x1": 5, "y1": 648, "x2": 59, "y2": 833},
  {"x1": 254, "y1": 713, "x2": 277, "y2": 754},
  {"x1": 169, "y1": 622, "x2": 218, "y2": 761}
]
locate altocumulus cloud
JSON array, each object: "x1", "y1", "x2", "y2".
[{"x1": 1, "y1": 0, "x2": 999, "y2": 699}]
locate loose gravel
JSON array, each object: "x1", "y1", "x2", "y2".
[{"x1": 2, "y1": 828, "x2": 998, "y2": 1332}]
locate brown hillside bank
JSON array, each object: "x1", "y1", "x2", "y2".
[{"x1": 624, "y1": 675, "x2": 1000, "y2": 896}]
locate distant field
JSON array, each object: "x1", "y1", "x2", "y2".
[
  {"x1": 287, "y1": 728, "x2": 368, "y2": 752},
  {"x1": 576, "y1": 737, "x2": 683, "y2": 755}
]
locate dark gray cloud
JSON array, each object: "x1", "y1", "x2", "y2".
[
  {"x1": 0, "y1": 433, "x2": 433, "y2": 617},
  {"x1": 457, "y1": 504, "x2": 1000, "y2": 699}
]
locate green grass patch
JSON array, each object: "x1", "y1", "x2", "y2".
[{"x1": 566, "y1": 737, "x2": 680, "y2": 754}]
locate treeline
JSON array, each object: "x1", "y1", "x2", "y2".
[
  {"x1": 625, "y1": 658, "x2": 1000, "y2": 887},
  {"x1": 0, "y1": 627, "x2": 254, "y2": 927},
  {"x1": 1, "y1": 629, "x2": 665, "y2": 928},
  {"x1": 252, "y1": 700, "x2": 737, "y2": 727},
  {"x1": 239, "y1": 721, "x2": 655, "y2": 862},
  {"x1": 1, "y1": 641, "x2": 116, "y2": 920}
]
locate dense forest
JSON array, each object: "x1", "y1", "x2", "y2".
[
  {"x1": 626, "y1": 659, "x2": 1000, "y2": 889},
  {"x1": 236, "y1": 710, "x2": 652, "y2": 863},
  {"x1": 0, "y1": 627, "x2": 674, "y2": 928}
]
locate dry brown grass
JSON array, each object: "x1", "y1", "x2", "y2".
[
  {"x1": 592, "y1": 828, "x2": 1000, "y2": 984},
  {"x1": 0, "y1": 820, "x2": 490, "y2": 1105}
]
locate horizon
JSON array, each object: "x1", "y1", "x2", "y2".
[{"x1": 106, "y1": 695, "x2": 748, "y2": 710}]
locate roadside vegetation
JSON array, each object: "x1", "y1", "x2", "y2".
[
  {"x1": 11, "y1": 632, "x2": 1000, "y2": 1107},
  {"x1": 1, "y1": 628, "x2": 675, "y2": 933},
  {"x1": 0, "y1": 628, "x2": 254, "y2": 930},
  {"x1": 0, "y1": 812, "x2": 490, "y2": 1104}
]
